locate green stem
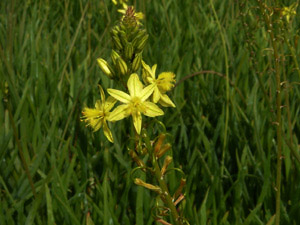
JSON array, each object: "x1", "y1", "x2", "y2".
[
  {"x1": 134, "y1": 131, "x2": 182, "y2": 224},
  {"x1": 152, "y1": 155, "x2": 181, "y2": 225}
]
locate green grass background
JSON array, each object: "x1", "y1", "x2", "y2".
[{"x1": 1, "y1": 0, "x2": 300, "y2": 224}]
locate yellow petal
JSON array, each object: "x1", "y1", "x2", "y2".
[
  {"x1": 152, "y1": 86, "x2": 161, "y2": 103},
  {"x1": 135, "y1": 12, "x2": 144, "y2": 20},
  {"x1": 128, "y1": 73, "x2": 143, "y2": 97},
  {"x1": 98, "y1": 85, "x2": 105, "y2": 103},
  {"x1": 142, "y1": 71, "x2": 153, "y2": 85},
  {"x1": 142, "y1": 61, "x2": 151, "y2": 75},
  {"x1": 151, "y1": 64, "x2": 157, "y2": 78},
  {"x1": 93, "y1": 119, "x2": 103, "y2": 131},
  {"x1": 132, "y1": 111, "x2": 142, "y2": 134},
  {"x1": 142, "y1": 101, "x2": 164, "y2": 117},
  {"x1": 103, "y1": 121, "x2": 114, "y2": 143},
  {"x1": 104, "y1": 96, "x2": 117, "y2": 111},
  {"x1": 108, "y1": 104, "x2": 130, "y2": 121},
  {"x1": 82, "y1": 106, "x2": 102, "y2": 119},
  {"x1": 159, "y1": 94, "x2": 176, "y2": 107},
  {"x1": 140, "y1": 84, "x2": 155, "y2": 102},
  {"x1": 142, "y1": 61, "x2": 156, "y2": 80},
  {"x1": 122, "y1": 3, "x2": 128, "y2": 9},
  {"x1": 118, "y1": 9, "x2": 126, "y2": 14},
  {"x1": 95, "y1": 100, "x2": 102, "y2": 110},
  {"x1": 107, "y1": 89, "x2": 131, "y2": 103}
]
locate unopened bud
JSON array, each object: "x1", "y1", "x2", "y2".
[
  {"x1": 117, "y1": 57, "x2": 128, "y2": 75},
  {"x1": 97, "y1": 58, "x2": 114, "y2": 79},
  {"x1": 111, "y1": 50, "x2": 120, "y2": 66},
  {"x1": 111, "y1": 27, "x2": 119, "y2": 37},
  {"x1": 112, "y1": 36, "x2": 123, "y2": 50},
  {"x1": 132, "y1": 30, "x2": 147, "y2": 47},
  {"x1": 119, "y1": 31, "x2": 128, "y2": 47},
  {"x1": 136, "y1": 34, "x2": 148, "y2": 51},
  {"x1": 128, "y1": 26, "x2": 140, "y2": 41},
  {"x1": 131, "y1": 53, "x2": 142, "y2": 71},
  {"x1": 125, "y1": 42, "x2": 134, "y2": 60},
  {"x1": 134, "y1": 178, "x2": 161, "y2": 193},
  {"x1": 120, "y1": 24, "x2": 127, "y2": 32}
]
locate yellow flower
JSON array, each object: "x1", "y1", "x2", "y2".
[
  {"x1": 282, "y1": 3, "x2": 298, "y2": 23},
  {"x1": 142, "y1": 61, "x2": 176, "y2": 107},
  {"x1": 107, "y1": 73, "x2": 164, "y2": 134},
  {"x1": 82, "y1": 85, "x2": 117, "y2": 143}
]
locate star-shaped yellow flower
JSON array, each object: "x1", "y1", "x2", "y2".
[
  {"x1": 82, "y1": 85, "x2": 117, "y2": 143},
  {"x1": 107, "y1": 73, "x2": 164, "y2": 134},
  {"x1": 142, "y1": 61, "x2": 176, "y2": 107},
  {"x1": 282, "y1": 3, "x2": 298, "y2": 23}
]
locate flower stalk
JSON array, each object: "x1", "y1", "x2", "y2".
[
  {"x1": 152, "y1": 154, "x2": 181, "y2": 225},
  {"x1": 82, "y1": 4, "x2": 188, "y2": 224}
]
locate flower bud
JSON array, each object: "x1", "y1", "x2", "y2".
[
  {"x1": 119, "y1": 30, "x2": 128, "y2": 47},
  {"x1": 111, "y1": 50, "x2": 120, "y2": 66},
  {"x1": 116, "y1": 57, "x2": 128, "y2": 75},
  {"x1": 132, "y1": 30, "x2": 146, "y2": 48},
  {"x1": 125, "y1": 42, "x2": 134, "y2": 60},
  {"x1": 128, "y1": 26, "x2": 140, "y2": 41},
  {"x1": 112, "y1": 36, "x2": 123, "y2": 50},
  {"x1": 120, "y1": 24, "x2": 127, "y2": 32},
  {"x1": 136, "y1": 34, "x2": 149, "y2": 51},
  {"x1": 97, "y1": 58, "x2": 114, "y2": 79},
  {"x1": 111, "y1": 27, "x2": 119, "y2": 37},
  {"x1": 131, "y1": 53, "x2": 142, "y2": 72}
]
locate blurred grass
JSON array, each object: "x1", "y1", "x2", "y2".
[{"x1": 0, "y1": 0, "x2": 300, "y2": 224}]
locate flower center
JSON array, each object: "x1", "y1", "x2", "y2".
[{"x1": 130, "y1": 96, "x2": 145, "y2": 114}]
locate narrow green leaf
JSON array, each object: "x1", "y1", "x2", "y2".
[
  {"x1": 45, "y1": 184, "x2": 55, "y2": 225},
  {"x1": 200, "y1": 188, "x2": 209, "y2": 225}
]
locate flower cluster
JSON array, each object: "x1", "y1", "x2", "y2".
[
  {"x1": 82, "y1": 65, "x2": 175, "y2": 142},
  {"x1": 282, "y1": 2, "x2": 298, "y2": 23},
  {"x1": 82, "y1": 5, "x2": 187, "y2": 224},
  {"x1": 82, "y1": 5, "x2": 176, "y2": 142},
  {"x1": 96, "y1": 5, "x2": 147, "y2": 83}
]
